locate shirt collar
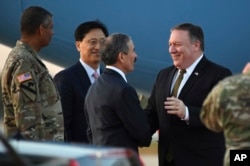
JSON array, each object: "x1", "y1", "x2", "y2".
[
  {"x1": 79, "y1": 59, "x2": 100, "y2": 78},
  {"x1": 185, "y1": 54, "x2": 203, "y2": 75},
  {"x1": 106, "y1": 65, "x2": 127, "y2": 82}
]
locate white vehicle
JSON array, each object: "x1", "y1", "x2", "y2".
[{"x1": 0, "y1": 132, "x2": 144, "y2": 166}]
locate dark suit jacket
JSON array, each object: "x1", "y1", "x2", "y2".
[
  {"x1": 146, "y1": 56, "x2": 232, "y2": 166},
  {"x1": 85, "y1": 68, "x2": 152, "y2": 153},
  {"x1": 54, "y1": 61, "x2": 91, "y2": 143}
]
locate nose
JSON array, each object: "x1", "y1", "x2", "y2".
[
  {"x1": 94, "y1": 41, "x2": 103, "y2": 49},
  {"x1": 169, "y1": 45, "x2": 175, "y2": 53},
  {"x1": 96, "y1": 42, "x2": 101, "y2": 49},
  {"x1": 134, "y1": 52, "x2": 137, "y2": 62}
]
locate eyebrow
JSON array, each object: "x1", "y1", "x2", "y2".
[{"x1": 87, "y1": 37, "x2": 105, "y2": 40}]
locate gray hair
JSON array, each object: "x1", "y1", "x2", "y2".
[{"x1": 100, "y1": 33, "x2": 131, "y2": 65}]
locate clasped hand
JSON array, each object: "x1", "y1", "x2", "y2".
[{"x1": 164, "y1": 97, "x2": 185, "y2": 119}]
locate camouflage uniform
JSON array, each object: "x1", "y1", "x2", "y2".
[
  {"x1": 200, "y1": 71, "x2": 250, "y2": 166},
  {"x1": 1, "y1": 41, "x2": 64, "y2": 141}
]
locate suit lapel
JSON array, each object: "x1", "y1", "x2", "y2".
[
  {"x1": 74, "y1": 62, "x2": 91, "y2": 90},
  {"x1": 179, "y1": 56, "x2": 208, "y2": 98},
  {"x1": 166, "y1": 68, "x2": 177, "y2": 97},
  {"x1": 157, "y1": 66, "x2": 177, "y2": 100}
]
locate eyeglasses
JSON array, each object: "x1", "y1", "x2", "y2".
[{"x1": 87, "y1": 39, "x2": 105, "y2": 46}]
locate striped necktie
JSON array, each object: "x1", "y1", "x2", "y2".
[
  {"x1": 171, "y1": 69, "x2": 186, "y2": 97},
  {"x1": 92, "y1": 71, "x2": 99, "y2": 81}
]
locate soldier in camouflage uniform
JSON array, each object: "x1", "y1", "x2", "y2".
[
  {"x1": 200, "y1": 63, "x2": 250, "y2": 166},
  {"x1": 1, "y1": 6, "x2": 63, "y2": 141}
]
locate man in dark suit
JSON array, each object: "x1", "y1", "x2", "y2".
[
  {"x1": 145, "y1": 23, "x2": 232, "y2": 166},
  {"x1": 84, "y1": 33, "x2": 152, "y2": 153},
  {"x1": 54, "y1": 21, "x2": 109, "y2": 143}
]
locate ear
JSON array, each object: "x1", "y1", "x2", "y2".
[
  {"x1": 75, "y1": 41, "x2": 81, "y2": 52},
  {"x1": 194, "y1": 40, "x2": 201, "y2": 50},
  {"x1": 118, "y1": 52, "x2": 125, "y2": 63},
  {"x1": 38, "y1": 24, "x2": 46, "y2": 35}
]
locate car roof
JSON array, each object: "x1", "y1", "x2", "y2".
[{"x1": 2, "y1": 139, "x2": 136, "y2": 159}]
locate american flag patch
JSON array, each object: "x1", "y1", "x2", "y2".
[{"x1": 17, "y1": 72, "x2": 32, "y2": 83}]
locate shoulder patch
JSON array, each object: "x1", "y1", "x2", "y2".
[
  {"x1": 20, "y1": 80, "x2": 37, "y2": 101},
  {"x1": 17, "y1": 72, "x2": 32, "y2": 83}
]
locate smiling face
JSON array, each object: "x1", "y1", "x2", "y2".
[
  {"x1": 76, "y1": 28, "x2": 106, "y2": 69},
  {"x1": 168, "y1": 29, "x2": 201, "y2": 69}
]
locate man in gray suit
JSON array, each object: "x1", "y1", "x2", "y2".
[{"x1": 84, "y1": 33, "x2": 152, "y2": 153}]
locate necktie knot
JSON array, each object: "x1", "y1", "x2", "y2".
[
  {"x1": 92, "y1": 71, "x2": 99, "y2": 80},
  {"x1": 180, "y1": 69, "x2": 186, "y2": 74}
]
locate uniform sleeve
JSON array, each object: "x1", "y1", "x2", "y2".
[
  {"x1": 10, "y1": 59, "x2": 44, "y2": 140},
  {"x1": 200, "y1": 83, "x2": 224, "y2": 132}
]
